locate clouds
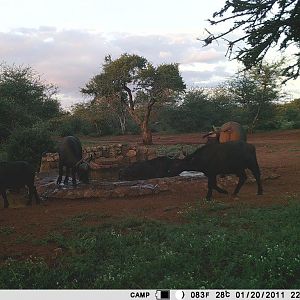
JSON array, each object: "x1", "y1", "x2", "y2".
[{"x1": 0, "y1": 27, "x2": 235, "y2": 108}]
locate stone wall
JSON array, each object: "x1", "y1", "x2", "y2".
[{"x1": 40, "y1": 144, "x2": 157, "y2": 175}]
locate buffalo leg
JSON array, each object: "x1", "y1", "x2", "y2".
[
  {"x1": 26, "y1": 185, "x2": 40, "y2": 206},
  {"x1": 233, "y1": 170, "x2": 247, "y2": 195},
  {"x1": 210, "y1": 175, "x2": 228, "y2": 194},
  {"x1": 33, "y1": 186, "x2": 40, "y2": 204},
  {"x1": 249, "y1": 167, "x2": 263, "y2": 195},
  {"x1": 71, "y1": 167, "x2": 77, "y2": 186},
  {"x1": 206, "y1": 175, "x2": 228, "y2": 201},
  {"x1": 206, "y1": 179, "x2": 213, "y2": 201},
  {"x1": 248, "y1": 153, "x2": 263, "y2": 195},
  {"x1": 57, "y1": 162, "x2": 63, "y2": 184},
  {"x1": 27, "y1": 185, "x2": 33, "y2": 206},
  {"x1": 1, "y1": 190, "x2": 9, "y2": 208},
  {"x1": 64, "y1": 167, "x2": 70, "y2": 185}
]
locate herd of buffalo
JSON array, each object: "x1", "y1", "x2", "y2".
[{"x1": 0, "y1": 121, "x2": 263, "y2": 208}]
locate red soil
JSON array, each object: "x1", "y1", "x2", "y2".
[{"x1": 1, "y1": 129, "x2": 300, "y2": 263}]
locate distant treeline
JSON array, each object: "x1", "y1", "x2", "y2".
[
  {"x1": 1, "y1": 63, "x2": 300, "y2": 166},
  {"x1": 57, "y1": 90, "x2": 300, "y2": 137}
]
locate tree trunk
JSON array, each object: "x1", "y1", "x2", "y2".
[
  {"x1": 141, "y1": 122, "x2": 152, "y2": 145},
  {"x1": 118, "y1": 115, "x2": 126, "y2": 135},
  {"x1": 123, "y1": 85, "x2": 153, "y2": 144},
  {"x1": 94, "y1": 122, "x2": 101, "y2": 135},
  {"x1": 249, "y1": 104, "x2": 261, "y2": 134}
]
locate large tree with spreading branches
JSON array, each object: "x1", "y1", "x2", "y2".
[
  {"x1": 203, "y1": 0, "x2": 300, "y2": 80},
  {"x1": 82, "y1": 53, "x2": 186, "y2": 144}
]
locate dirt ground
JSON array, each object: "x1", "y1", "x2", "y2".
[{"x1": 1, "y1": 129, "x2": 300, "y2": 262}]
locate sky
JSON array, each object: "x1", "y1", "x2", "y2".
[{"x1": 0, "y1": 0, "x2": 299, "y2": 108}]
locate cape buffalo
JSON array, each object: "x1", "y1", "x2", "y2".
[
  {"x1": 168, "y1": 141, "x2": 263, "y2": 201},
  {"x1": 57, "y1": 136, "x2": 91, "y2": 185},
  {"x1": 0, "y1": 161, "x2": 40, "y2": 208},
  {"x1": 119, "y1": 156, "x2": 180, "y2": 181}
]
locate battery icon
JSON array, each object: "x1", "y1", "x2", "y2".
[{"x1": 155, "y1": 290, "x2": 170, "y2": 300}]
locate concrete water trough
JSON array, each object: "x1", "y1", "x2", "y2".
[
  {"x1": 36, "y1": 171, "x2": 206, "y2": 201},
  {"x1": 37, "y1": 143, "x2": 207, "y2": 201}
]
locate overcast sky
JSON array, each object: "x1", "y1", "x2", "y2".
[{"x1": 1, "y1": 0, "x2": 299, "y2": 108}]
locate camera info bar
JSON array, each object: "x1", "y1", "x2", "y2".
[{"x1": 0, "y1": 289, "x2": 299, "y2": 300}]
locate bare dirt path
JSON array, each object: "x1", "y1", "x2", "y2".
[{"x1": 1, "y1": 130, "x2": 300, "y2": 262}]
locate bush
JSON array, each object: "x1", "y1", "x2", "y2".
[
  {"x1": 6, "y1": 127, "x2": 56, "y2": 170},
  {"x1": 279, "y1": 120, "x2": 296, "y2": 130}
]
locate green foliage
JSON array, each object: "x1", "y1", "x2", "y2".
[
  {"x1": 204, "y1": 0, "x2": 300, "y2": 80},
  {"x1": 6, "y1": 127, "x2": 56, "y2": 169},
  {"x1": 0, "y1": 226, "x2": 15, "y2": 236},
  {"x1": 2, "y1": 200, "x2": 300, "y2": 288},
  {"x1": 71, "y1": 102, "x2": 121, "y2": 136},
  {"x1": 156, "y1": 144, "x2": 199, "y2": 157},
  {"x1": 176, "y1": 89, "x2": 213, "y2": 132},
  {"x1": 156, "y1": 88, "x2": 239, "y2": 133},
  {"x1": 226, "y1": 62, "x2": 284, "y2": 131},
  {"x1": 275, "y1": 99, "x2": 300, "y2": 129},
  {"x1": 0, "y1": 64, "x2": 60, "y2": 142}
]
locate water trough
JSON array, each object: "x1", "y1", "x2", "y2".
[{"x1": 38, "y1": 143, "x2": 207, "y2": 200}]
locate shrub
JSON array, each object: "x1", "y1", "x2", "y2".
[{"x1": 6, "y1": 127, "x2": 56, "y2": 170}]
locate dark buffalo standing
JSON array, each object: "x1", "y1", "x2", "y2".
[
  {"x1": 119, "y1": 156, "x2": 180, "y2": 181},
  {"x1": 57, "y1": 136, "x2": 91, "y2": 185},
  {"x1": 0, "y1": 161, "x2": 40, "y2": 208},
  {"x1": 168, "y1": 141, "x2": 263, "y2": 201}
]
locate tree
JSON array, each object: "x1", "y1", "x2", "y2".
[
  {"x1": 82, "y1": 54, "x2": 186, "y2": 144},
  {"x1": 228, "y1": 61, "x2": 284, "y2": 132},
  {"x1": 0, "y1": 64, "x2": 60, "y2": 141},
  {"x1": 203, "y1": 0, "x2": 300, "y2": 80},
  {"x1": 71, "y1": 101, "x2": 120, "y2": 136},
  {"x1": 90, "y1": 96, "x2": 128, "y2": 135},
  {"x1": 275, "y1": 98, "x2": 300, "y2": 129},
  {"x1": 177, "y1": 89, "x2": 214, "y2": 132}
]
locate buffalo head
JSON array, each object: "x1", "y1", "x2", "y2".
[{"x1": 76, "y1": 155, "x2": 93, "y2": 184}]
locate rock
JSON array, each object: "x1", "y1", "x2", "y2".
[{"x1": 126, "y1": 149, "x2": 137, "y2": 158}]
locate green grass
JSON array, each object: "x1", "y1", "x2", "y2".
[
  {"x1": 156, "y1": 144, "x2": 200, "y2": 157},
  {"x1": 0, "y1": 226, "x2": 15, "y2": 236},
  {"x1": 1, "y1": 198, "x2": 300, "y2": 289}
]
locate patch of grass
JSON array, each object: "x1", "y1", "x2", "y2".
[
  {"x1": 61, "y1": 213, "x2": 96, "y2": 228},
  {"x1": 0, "y1": 226, "x2": 15, "y2": 236},
  {"x1": 15, "y1": 234, "x2": 34, "y2": 244},
  {"x1": 1, "y1": 197, "x2": 300, "y2": 289},
  {"x1": 156, "y1": 144, "x2": 200, "y2": 157},
  {"x1": 36, "y1": 232, "x2": 67, "y2": 247},
  {"x1": 60, "y1": 213, "x2": 112, "y2": 230}
]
